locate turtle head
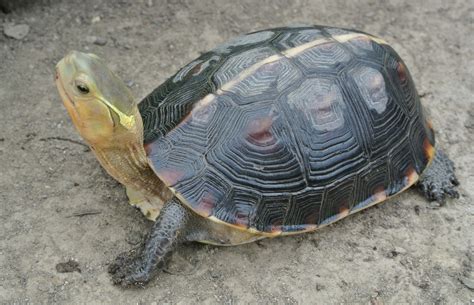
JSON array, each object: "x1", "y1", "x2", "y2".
[{"x1": 55, "y1": 51, "x2": 139, "y2": 147}]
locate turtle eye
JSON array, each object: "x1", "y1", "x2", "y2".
[{"x1": 75, "y1": 82, "x2": 90, "y2": 94}]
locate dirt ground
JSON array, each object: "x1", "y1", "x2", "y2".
[{"x1": 1, "y1": 0, "x2": 473, "y2": 304}]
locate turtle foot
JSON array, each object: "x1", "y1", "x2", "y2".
[
  {"x1": 108, "y1": 198, "x2": 191, "y2": 287},
  {"x1": 418, "y1": 149, "x2": 459, "y2": 204},
  {"x1": 108, "y1": 249, "x2": 155, "y2": 288}
]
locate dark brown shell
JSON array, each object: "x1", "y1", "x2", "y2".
[{"x1": 139, "y1": 26, "x2": 435, "y2": 235}]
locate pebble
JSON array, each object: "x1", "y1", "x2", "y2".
[
  {"x1": 414, "y1": 205, "x2": 421, "y2": 215},
  {"x1": 56, "y1": 260, "x2": 81, "y2": 273},
  {"x1": 428, "y1": 201, "x2": 442, "y2": 209},
  {"x1": 86, "y1": 35, "x2": 107, "y2": 46},
  {"x1": 459, "y1": 276, "x2": 474, "y2": 290},
  {"x1": 387, "y1": 247, "x2": 407, "y2": 258},
  {"x1": 125, "y1": 80, "x2": 135, "y2": 88},
  {"x1": 91, "y1": 16, "x2": 101, "y2": 23},
  {"x1": 3, "y1": 23, "x2": 30, "y2": 40},
  {"x1": 386, "y1": 250, "x2": 397, "y2": 258},
  {"x1": 394, "y1": 246, "x2": 407, "y2": 254}
]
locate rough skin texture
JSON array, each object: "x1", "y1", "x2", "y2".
[
  {"x1": 108, "y1": 198, "x2": 190, "y2": 287},
  {"x1": 418, "y1": 149, "x2": 459, "y2": 203}
]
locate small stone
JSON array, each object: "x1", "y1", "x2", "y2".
[
  {"x1": 91, "y1": 16, "x2": 101, "y2": 23},
  {"x1": 370, "y1": 296, "x2": 383, "y2": 305},
  {"x1": 428, "y1": 201, "x2": 441, "y2": 209},
  {"x1": 4, "y1": 23, "x2": 30, "y2": 40},
  {"x1": 419, "y1": 281, "x2": 430, "y2": 289},
  {"x1": 94, "y1": 37, "x2": 107, "y2": 46},
  {"x1": 459, "y1": 276, "x2": 474, "y2": 290},
  {"x1": 387, "y1": 247, "x2": 407, "y2": 258},
  {"x1": 387, "y1": 250, "x2": 397, "y2": 258},
  {"x1": 444, "y1": 215, "x2": 455, "y2": 222},
  {"x1": 56, "y1": 260, "x2": 81, "y2": 273},
  {"x1": 393, "y1": 246, "x2": 407, "y2": 255},
  {"x1": 414, "y1": 205, "x2": 421, "y2": 215},
  {"x1": 125, "y1": 80, "x2": 135, "y2": 88},
  {"x1": 86, "y1": 35, "x2": 107, "y2": 46}
]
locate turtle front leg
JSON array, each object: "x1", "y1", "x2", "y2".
[
  {"x1": 418, "y1": 149, "x2": 460, "y2": 203},
  {"x1": 108, "y1": 197, "x2": 192, "y2": 287}
]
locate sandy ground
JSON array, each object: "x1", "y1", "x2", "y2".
[{"x1": 1, "y1": 0, "x2": 473, "y2": 304}]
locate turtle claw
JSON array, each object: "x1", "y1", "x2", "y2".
[
  {"x1": 450, "y1": 176, "x2": 460, "y2": 186},
  {"x1": 418, "y1": 149, "x2": 459, "y2": 204},
  {"x1": 419, "y1": 173, "x2": 459, "y2": 203},
  {"x1": 108, "y1": 250, "x2": 152, "y2": 287},
  {"x1": 108, "y1": 199, "x2": 191, "y2": 288}
]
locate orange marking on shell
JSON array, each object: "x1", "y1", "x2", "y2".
[
  {"x1": 423, "y1": 137, "x2": 436, "y2": 162},
  {"x1": 397, "y1": 62, "x2": 407, "y2": 82},
  {"x1": 189, "y1": 62, "x2": 203, "y2": 76},
  {"x1": 234, "y1": 213, "x2": 249, "y2": 228},
  {"x1": 304, "y1": 211, "x2": 319, "y2": 225},
  {"x1": 404, "y1": 166, "x2": 419, "y2": 186},
  {"x1": 270, "y1": 222, "x2": 283, "y2": 234},
  {"x1": 196, "y1": 192, "x2": 215, "y2": 216},
  {"x1": 247, "y1": 117, "x2": 273, "y2": 143},
  {"x1": 373, "y1": 186, "x2": 387, "y2": 202},
  {"x1": 144, "y1": 143, "x2": 152, "y2": 156},
  {"x1": 159, "y1": 169, "x2": 185, "y2": 186},
  {"x1": 338, "y1": 207, "x2": 350, "y2": 219}
]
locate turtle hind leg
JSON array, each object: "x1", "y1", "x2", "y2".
[
  {"x1": 108, "y1": 197, "x2": 192, "y2": 287},
  {"x1": 418, "y1": 149, "x2": 460, "y2": 203}
]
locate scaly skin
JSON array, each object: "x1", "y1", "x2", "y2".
[
  {"x1": 418, "y1": 149, "x2": 460, "y2": 203},
  {"x1": 108, "y1": 198, "x2": 192, "y2": 287}
]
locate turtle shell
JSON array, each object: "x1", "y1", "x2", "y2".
[{"x1": 139, "y1": 26, "x2": 435, "y2": 235}]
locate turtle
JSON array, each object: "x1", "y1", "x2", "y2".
[{"x1": 55, "y1": 25, "x2": 459, "y2": 287}]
